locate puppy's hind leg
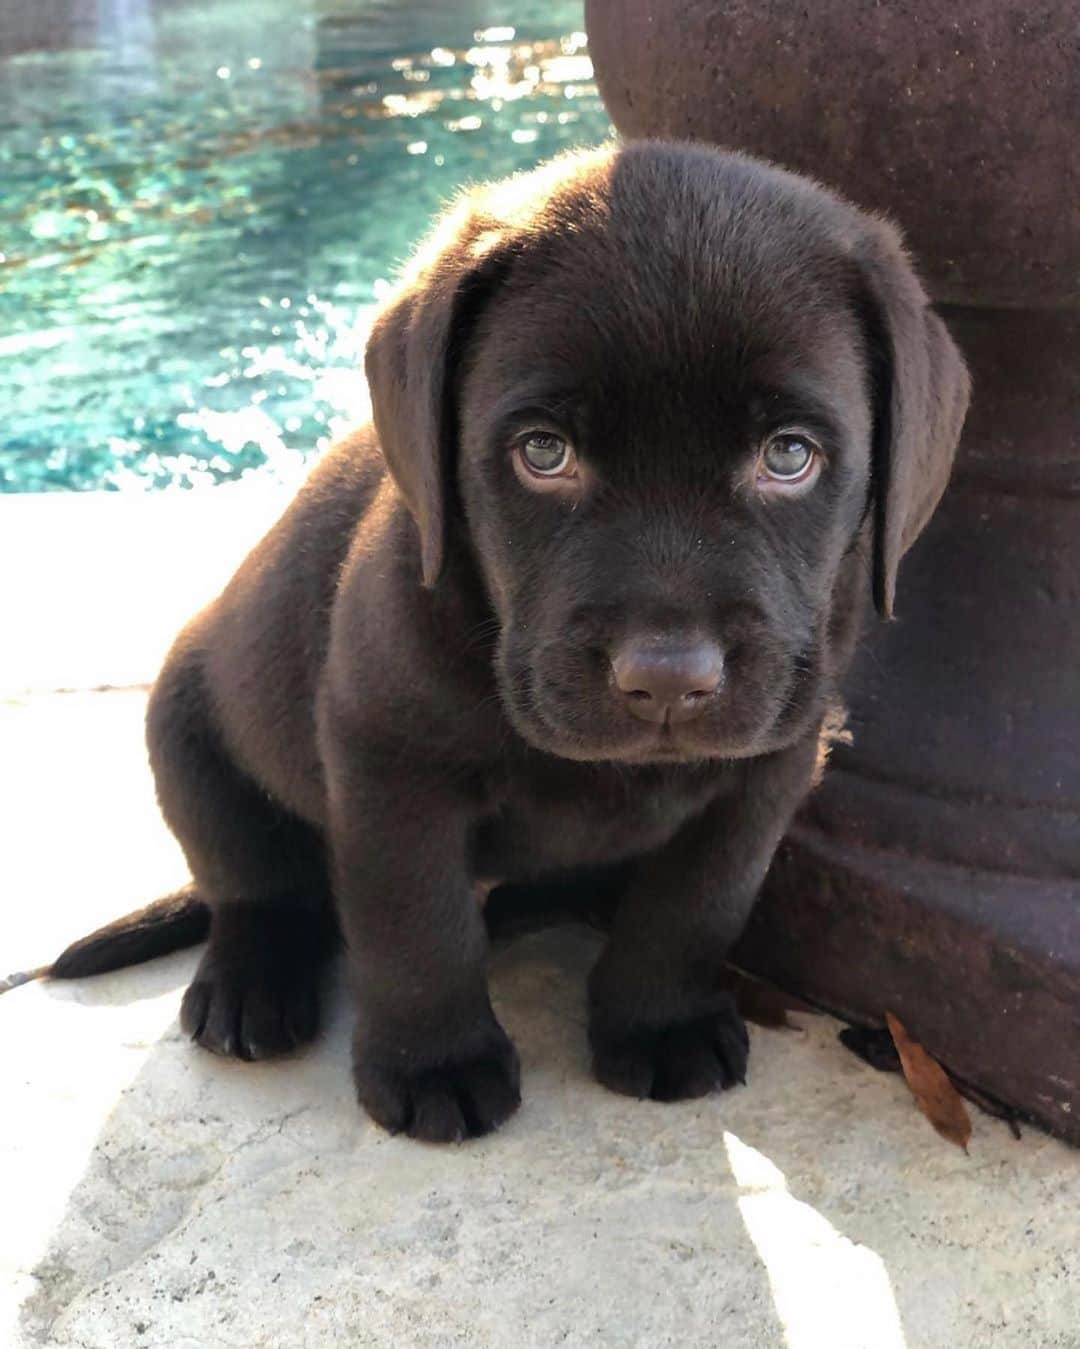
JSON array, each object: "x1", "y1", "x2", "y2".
[{"x1": 147, "y1": 650, "x2": 338, "y2": 1061}]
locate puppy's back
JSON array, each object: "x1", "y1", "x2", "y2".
[{"x1": 166, "y1": 427, "x2": 392, "y2": 825}]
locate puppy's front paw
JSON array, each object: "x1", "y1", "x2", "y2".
[
  {"x1": 353, "y1": 1021, "x2": 521, "y2": 1143},
  {"x1": 181, "y1": 953, "x2": 320, "y2": 1062},
  {"x1": 591, "y1": 993, "x2": 749, "y2": 1102}
]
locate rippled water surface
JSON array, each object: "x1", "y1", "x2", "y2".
[{"x1": 0, "y1": 0, "x2": 609, "y2": 490}]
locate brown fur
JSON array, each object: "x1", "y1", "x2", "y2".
[{"x1": 54, "y1": 143, "x2": 969, "y2": 1142}]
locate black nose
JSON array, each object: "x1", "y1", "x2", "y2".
[{"x1": 610, "y1": 635, "x2": 724, "y2": 725}]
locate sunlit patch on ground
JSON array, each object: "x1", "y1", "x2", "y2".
[{"x1": 725, "y1": 1132, "x2": 908, "y2": 1349}]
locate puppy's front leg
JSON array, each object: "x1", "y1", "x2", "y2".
[
  {"x1": 322, "y1": 736, "x2": 519, "y2": 1143},
  {"x1": 589, "y1": 734, "x2": 819, "y2": 1103}
]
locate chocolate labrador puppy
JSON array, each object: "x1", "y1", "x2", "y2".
[{"x1": 51, "y1": 142, "x2": 969, "y2": 1142}]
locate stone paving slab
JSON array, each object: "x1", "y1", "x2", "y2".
[
  {"x1": 4, "y1": 920, "x2": 1079, "y2": 1349},
  {"x1": 1, "y1": 572, "x2": 1078, "y2": 1349}
]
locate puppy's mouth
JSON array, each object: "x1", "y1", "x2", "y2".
[
  {"x1": 593, "y1": 722, "x2": 762, "y2": 765},
  {"x1": 498, "y1": 650, "x2": 810, "y2": 765},
  {"x1": 602, "y1": 716, "x2": 715, "y2": 763}
]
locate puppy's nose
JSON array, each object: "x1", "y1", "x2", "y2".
[{"x1": 610, "y1": 636, "x2": 724, "y2": 724}]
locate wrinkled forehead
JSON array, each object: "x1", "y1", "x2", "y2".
[{"x1": 461, "y1": 200, "x2": 871, "y2": 452}]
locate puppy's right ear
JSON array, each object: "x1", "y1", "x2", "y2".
[
  {"x1": 364, "y1": 204, "x2": 507, "y2": 587},
  {"x1": 854, "y1": 218, "x2": 971, "y2": 619}
]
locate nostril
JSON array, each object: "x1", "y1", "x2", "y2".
[{"x1": 682, "y1": 674, "x2": 722, "y2": 706}]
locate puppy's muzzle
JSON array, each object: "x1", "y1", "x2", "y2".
[{"x1": 609, "y1": 634, "x2": 724, "y2": 725}]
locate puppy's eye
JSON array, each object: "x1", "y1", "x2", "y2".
[
  {"x1": 519, "y1": 432, "x2": 575, "y2": 478},
  {"x1": 759, "y1": 433, "x2": 820, "y2": 486}
]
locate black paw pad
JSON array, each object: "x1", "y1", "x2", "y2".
[
  {"x1": 592, "y1": 996, "x2": 750, "y2": 1102},
  {"x1": 353, "y1": 1026, "x2": 521, "y2": 1143},
  {"x1": 180, "y1": 958, "x2": 321, "y2": 1061}
]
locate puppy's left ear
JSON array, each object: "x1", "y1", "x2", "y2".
[
  {"x1": 856, "y1": 220, "x2": 971, "y2": 619},
  {"x1": 365, "y1": 206, "x2": 506, "y2": 587}
]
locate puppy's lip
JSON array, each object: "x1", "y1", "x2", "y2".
[
  {"x1": 613, "y1": 737, "x2": 736, "y2": 765},
  {"x1": 584, "y1": 722, "x2": 761, "y2": 765},
  {"x1": 642, "y1": 725, "x2": 691, "y2": 756}
]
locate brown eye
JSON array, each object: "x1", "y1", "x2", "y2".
[
  {"x1": 760, "y1": 432, "x2": 819, "y2": 484},
  {"x1": 519, "y1": 432, "x2": 575, "y2": 477}
]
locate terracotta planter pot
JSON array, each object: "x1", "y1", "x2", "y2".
[{"x1": 586, "y1": 0, "x2": 1080, "y2": 1141}]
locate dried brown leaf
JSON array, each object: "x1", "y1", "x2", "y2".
[
  {"x1": 728, "y1": 970, "x2": 817, "y2": 1030},
  {"x1": 886, "y1": 1011, "x2": 973, "y2": 1151}
]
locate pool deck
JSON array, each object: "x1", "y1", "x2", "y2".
[{"x1": 1, "y1": 489, "x2": 1078, "y2": 1348}]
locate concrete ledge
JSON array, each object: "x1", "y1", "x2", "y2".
[
  {"x1": 6, "y1": 937, "x2": 1076, "y2": 1349},
  {"x1": 0, "y1": 485, "x2": 292, "y2": 695}
]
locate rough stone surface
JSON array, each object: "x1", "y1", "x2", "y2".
[
  {"x1": 584, "y1": 0, "x2": 1080, "y2": 307},
  {"x1": 2, "y1": 687, "x2": 1080, "y2": 1348}
]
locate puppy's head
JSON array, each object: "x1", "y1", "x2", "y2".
[{"x1": 366, "y1": 143, "x2": 969, "y2": 763}]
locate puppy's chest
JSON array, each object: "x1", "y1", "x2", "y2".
[{"x1": 469, "y1": 762, "x2": 727, "y2": 882}]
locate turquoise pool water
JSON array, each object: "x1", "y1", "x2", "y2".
[{"x1": 0, "y1": 0, "x2": 609, "y2": 492}]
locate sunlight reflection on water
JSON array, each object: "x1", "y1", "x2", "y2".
[{"x1": 0, "y1": 0, "x2": 609, "y2": 491}]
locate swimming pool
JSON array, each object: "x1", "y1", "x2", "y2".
[{"x1": 0, "y1": 0, "x2": 609, "y2": 492}]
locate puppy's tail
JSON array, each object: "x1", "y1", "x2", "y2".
[{"x1": 0, "y1": 885, "x2": 210, "y2": 994}]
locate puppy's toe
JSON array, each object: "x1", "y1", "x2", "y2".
[
  {"x1": 239, "y1": 979, "x2": 319, "y2": 1060},
  {"x1": 592, "y1": 995, "x2": 749, "y2": 1102},
  {"x1": 650, "y1": 1016, "x2": 745, "y2": 1100},
  {"x1": 354, "y1": 1026, "x2": 521, "y2": 1143},
  {"x1": 179, "y1": 977, "x2": 216, "y2": 1044},
  {"x1": 180, "y1": 958, "x2": 321, "y2": 1061}
]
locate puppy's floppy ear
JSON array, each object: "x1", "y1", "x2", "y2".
[
  {"x1": 364, "y1": 204, "x2": 507, "y2": 587},
  {"x1": 856, "y1": 219, "x2": 971, "y2": 619}
]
